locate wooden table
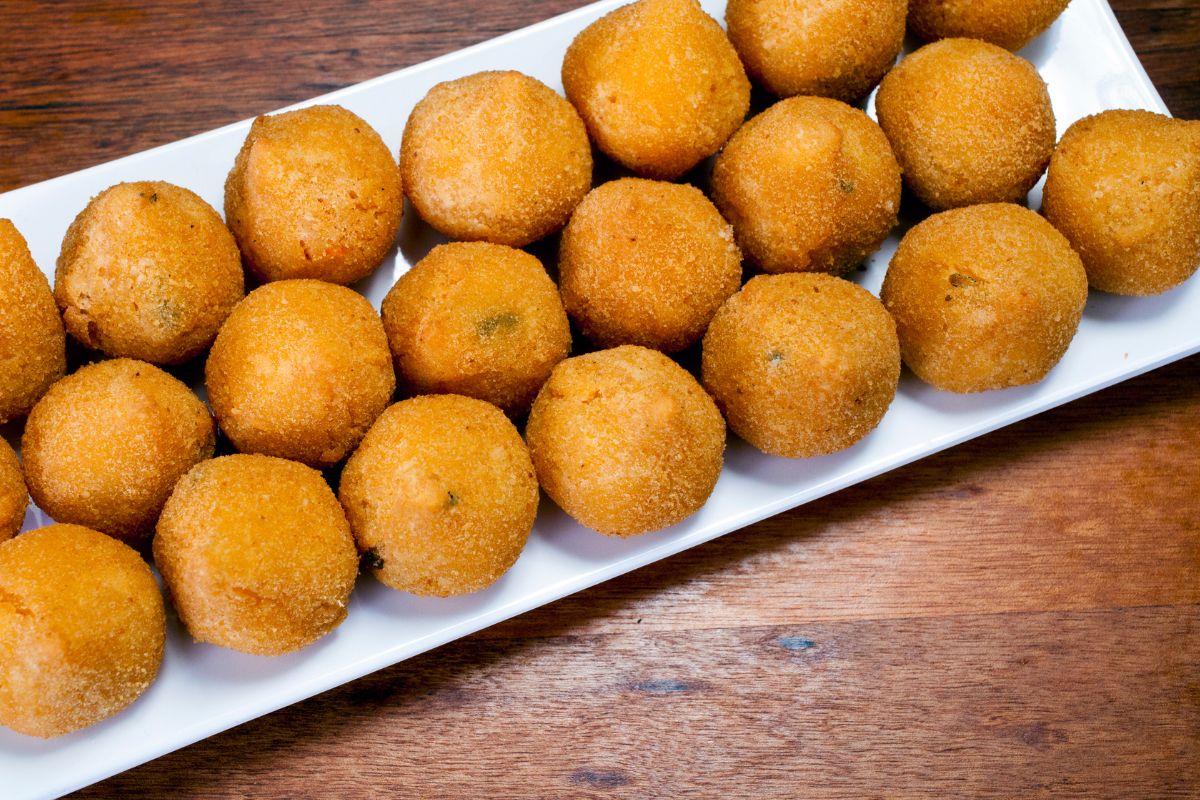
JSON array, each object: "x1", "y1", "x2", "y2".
[{"x1": 3, "y1": 2, "x2": 1197, "y2": 797}]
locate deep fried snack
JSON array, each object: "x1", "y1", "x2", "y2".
[
  {"x1": 206, "y1": 280, "x2": 395, "y2": 467},
  {"x1": 559, "y1": 178, "x2": 742, "y2": 352},
  {"x1": 0, "y1": 524, "x2": 165, "y2": 738},
  {"x1": 875, "y1": 38, "x2": 1055, "y2": 210},
  {"x1": 339, "y1": 395, "x2": 538, "y2": 596},
  {"x1": 401, "y1": 71, "x2": 592, "y2": 247},
  {"x1": 56, "y1": 181, "x2": 244, "y2": 364},
  {"x1": 225, "y1": 105, "x2": 403, "y2": 285},
  {"x1": 0, "y1": 220, "x2": 66, "y2": 423},
  {"x1": 702, "y1": 273, "x2": 899, "y2": 457},
  {"x1": 154, "y1": 454, "x2": 357, "y2": 656},
  {"x1": 712, "y1": 96, "x2": 900, "y2": 274},
  {"x1": 563, "y1": 0, "x2": 750, "y2": 179},
  {"x1": 527, "y1": 345, "x2": 725, "y2": 536},
  {"x1": 908, "y1": 0, "x2": 1070, "y2": 51},
  {"x1": 0, "y1": 438, "x2": 26, "y2": 542},
  {"x1": 725, "y1": 0, "x2": 906, "y2": 102},
  {"x1": 381, "y1": 243, "x2": 570, "y2": 415},
  {"x1": 881, "y1": 203, "x2": 1087, "y2": 392},
  {"x1": 1042, "y1": 109, "x2": 1200, "y2": 296},
  {"x1": 22, "y1": 359, "x2": 215, "y2": 542}
]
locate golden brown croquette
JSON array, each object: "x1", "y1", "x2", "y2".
[
  {"x1": 563, "y1": 0, "x2": 751, "y2": 179},
  {"x1": 55, "y1": 182, "x2": 244, "y2": 364},
  {"x1": 881, "y1": 203, "x2": 1087, "y2": 392},
  {"x1": 0, "y1": 438, "x2": 26, "y2": 542},
  {"x1": 526, "y1": 345, "x2": 725, "y2": 536},
  {"x1": 400, "y1": 71, "x2": 592, "y2": 247},
  {"x1": 0, "y1": 524, "x2": 165, "y2": 738},
  {"x1": 702, "y1": 273, "x2": 899, "y2": 458},
  {"x1": 22, "y1": 359, "x2": 215, "y2": 543},
  {"x1": 339, "y1": 395, "x2": 538, "y2": 597},
  {"x1": 380, "y1": 243, "x2": 570, "y2": 415},
  {"x1": 224, "y1": 105, "x2": 404, "y2": 285},
  {"x1": 908, "y1": 0, "x2": 1071, "y2": 51}
]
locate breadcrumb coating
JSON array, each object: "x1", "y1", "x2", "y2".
[
  {"x1": 0, "y1": 438, "x2": 26, "y2": 542},
  {"x1": 908, "y1": 0, "x2": 1071, "y2": 51},
  {"x1": 0, "y1": 220, "x2": 65, "y2": 423}
]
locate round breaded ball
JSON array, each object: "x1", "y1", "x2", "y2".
[
  {"x1": 1042, "y1": 109, "x2": 1200, "y2": 296},
  {"x1": 702, "y1": 274, "x2": 899, "y2": 458},
  {"x1": 0, "y1": 438, "x2": 26, "y2": 542},
  {"x1": 527, "y1": 345, "x2": 725, "y2": 536},
  {"x1": 559, "y1": 178, "x2": 742, "y2": 353},
  {"x1": 908, "y1": 0, "x2": 1070, "y2": 51},
  {"x1": 339, "y1": 395, "x2": 538, "y2": 597},
  {"x1": 22, "y1": 359, "x2": 215, "y2": 543},
  {"x1": 381, "y1": 243, "x2": 570, "y2": 415},
  {"x1": 225, "y1": 105, "x2": 403, "y2": 285},
  {"x1": 881, "y1": 203, "x2": 1087, "y2": 392},
  {"x1": 0, "y1": 220, "x2": 66, "y2": 424},
  {"x1": 712, "y1": 96, "x2": 901, "y2": 274},
  {"x1": 154, "y1": 455, "x2": 358, "y2": 656},
  {"x1": 400, "y1": 71, "x2": 592, "y2": 247},
  {"x1": 0, "y1": 524, "x2": 164, "y2": 738},
  {"x1": 875, "y1": 38, "x2": 1055, "y2": 210},
  {"x1": 206, "y1": 280, "x2": 395, "y2": 467},
  {"x1": 56, "y1": 181, "x2": 244, "y2": 365},
  {"x1": 563, "y1": 0, "x2": 751, "y2": 179},
  {"x1": 725, "y1": 0, "x2": 906, "y2": 102}
]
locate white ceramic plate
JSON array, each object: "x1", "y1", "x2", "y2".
[{"x1": 1, "y1": 1, "x2": 1195, "y2": 797}]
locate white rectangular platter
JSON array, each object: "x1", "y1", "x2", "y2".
[{"x1": 1, "y1": 1, "x2": 1196, "y2": 797}]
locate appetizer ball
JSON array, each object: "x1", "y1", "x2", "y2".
[
  {"x1": 563, "y1": 0, "x2": 751, "y2": 179},
  {"x1": 206, "y1": 280, "x2": 394, "y2": 468},
  {"x1": 725, "y1": 0, "x2": 906, "y2": 102},
  {"x1": 155, "y1": 455, "x2": 358, "y2": 656},
  {"x1": 527, "y1": 345, "x2": 725, "y2": 536},
  {"x1": 339, "y1": 395, "x2": 538, "y2": 597},
  {"x1": 1042, "y1": 109, "x2": 1200, "y2": 296},
  {"x1": 0, "y1": 220, "x2": 65, "y2": 424},
  {"x1": 225, "y1": 105, "x2": 403, "y2": 285},
  {"x1": 0, "y1": 438, "x2": 26, "y2": 542},
  {"x1": 559, "y1": 178, "x2": 742, "y2": 352},
  {"x1": 0, "y1": 524, "x2": 165, "y2": 738},
  {"x1": 22, "y1": 359, "x2": 215, "y2": 542},
  {"x1": 908, "y1": 0, "x2": 1071, "y2": 51},
  {"x1": 380, "y1": 243, "x2": 570, "y2": 415},
  {"x1": 712, "y1": 96, "x2": 901, "y2": 274},
  {"x1": 401, "y1": 71, "x2": 592, "y2": 247},
  {"x1": 875, "y1": 38, "x2": 1055, "y2": 210},
  {"x1": 56, "y1": 181, "x2": 244, "y2": 364},
  {"x1": 881, "y1": 203, "x2": 1087, "y2": 392},
  {"x1": 702, "y1": 274, "x2": 900, "y2": 458}
]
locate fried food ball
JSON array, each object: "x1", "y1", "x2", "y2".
[
  {"x1": 225, "y1": 105, "x2": 403, "y2": 285},
  {"x1": 380, "y1": 243, "x2": 570, "y2": 415},
  {"x1": 712, "y1": 95, "x2": 901, "y2": 274},
  {"x1": 0, "y1": 438, "x2": 26, "y2": 542},
  {"x1": 22, "y1": 359, "x2": 214, "y2": 542},
  {"x1": 55, "y1": 181, "x2": 244, "y2": 365},
  {"x1": 908, "y1": 0, "x2": 1070, "y2": 51},
  {"x1": 527, "y1": 345, "x2": 725, "y2": 536},
  {"x1": 0, "y1": 524, "x2": 165, "y2": 738},
  {"x1": 401, "y1": 71, "x2": 592, "y2": 247},
  {"x1": 339, "y1": 395, "x2": 538, "y2": 597},
  {"x1": 154, "y1": 454, "x2": 357, "y2": 656},
  {"x1": 559, "y1": 178, "x2": 742, "y2": 353},
  {"x1": 702, "y1": 273, "x2": 899, "y2": 458},
  {"x1": 1042, "y1": 109, "x2": 1200, "y2": 296},
  {"x1": 206, "y1": 279, "x2": 395, "y2": 468},
  {"x1": 874, "y1": 38, "x2": 1055, "y2": 210},
  {"x1": 0, "y1": 220, "x2": 66, "y2": 424},
  {"x1": 881, "y1": 203, "x2": 1087, "y2": 392},
  {"x1": 725, "y1": 0, "x2": 907, "y2": 102},
  {"x1": 563, "y1": 0, "x2": 751, "y2": 179}
]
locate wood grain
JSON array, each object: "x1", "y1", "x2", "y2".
[{"x1": 0, "y1": 1, "x2": 1195, "y2": 798}]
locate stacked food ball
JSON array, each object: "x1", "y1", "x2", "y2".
[{"x1": 2, "y1": 0, "x2": 1198, "y2": 741}]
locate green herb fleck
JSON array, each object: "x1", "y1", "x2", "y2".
[
  {"x1": 149, "y1": 192, "x2": 158, "y2": 203},
  {"x1": 839, "y1": 178, "x2": 855, "y2": 193},
  {"x1": 446, "y1": 490, "x2": 460, "y2": 509},
  {"x1": 767, "y1": 349, "x2": 784, "y2": 366},
  {"x1": 362, "y1": 549, "x2": 385, "y2": 570},
  {"x1": 476, "y1": 312, "x2": 520, "y2": 337}
]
